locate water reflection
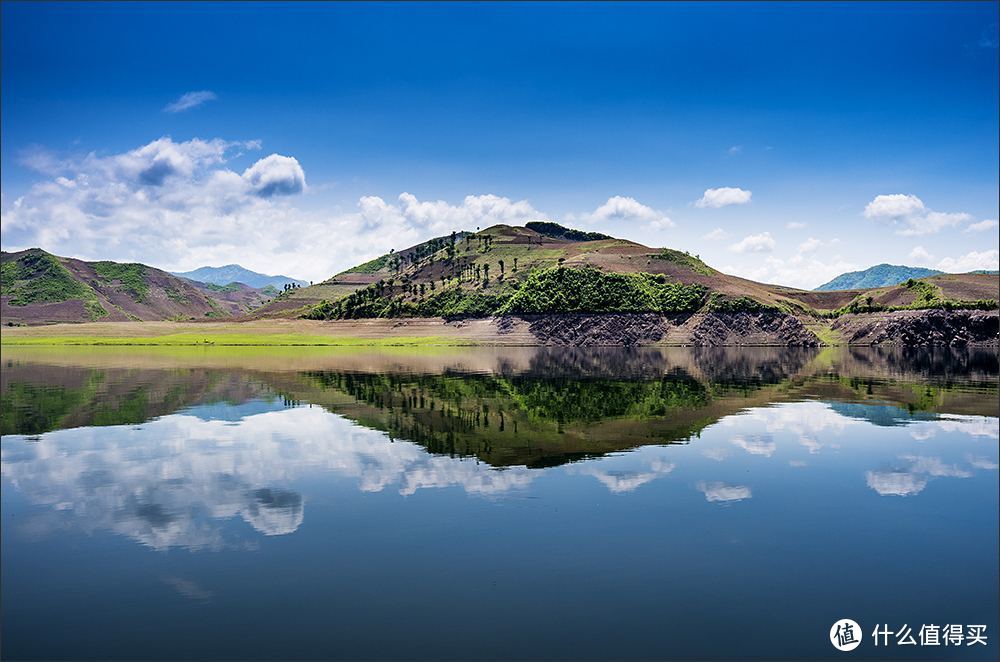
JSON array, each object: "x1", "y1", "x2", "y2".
[
  {"x1": 2, "y1": 346, "x2": 997, "y2": 553},
  {"x1": 2, "y1": 347, "x2": 997, "y2": 661}
]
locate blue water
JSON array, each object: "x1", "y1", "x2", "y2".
[{"x1": 1, "y1": 347, "x2": 997, "y2": 660}]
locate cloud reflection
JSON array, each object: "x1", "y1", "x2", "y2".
[
  {"x1": 697, "y1": 481, "x2": 752, "y2": 503},
  {"x1": 1, "y1": 407, "x2": 535, "y2": 550}
]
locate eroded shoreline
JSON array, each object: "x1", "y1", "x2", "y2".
[{"x1": 2, "y1": 309, "x2": 998, "y2": 346}]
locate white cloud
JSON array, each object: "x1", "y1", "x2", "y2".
[
  {"x1": 909, "y1": 246, "x2": 934, "y2": 264},
  {"x1": 729, "y1": 232, "x2": 775, "y2": 253},
  {"x1": 586, "y1": 195, "x2": 673, "y2": 228},
  {"x1": 725, "y1": 254, "x2": 859, "y2": 289},
  {"x1": 727, "y1": 145, "x2": 743, "y2": 155},
  {"x1": 695, "y1": 187, "x2": 752, "y2": 208},
  {"x1": 966, "y1": 219, "x2": 999, "y2": 233},
  {"x1": 702, "y1": 228, "x2": 729, "y2": 241},
  {"x1": 785, "y1": 221, "x2": 807, "y2": 230},
  {"x1": 900, "y1": 211, "x2": 973, "y2": 236},
  {"x1": 242, "y1": 154, "x2": 306, "y2": 197},
  {"x1": 864, "y1": 193, "x2": 926, "y2": 219},
  {"x1": 797, "y1": 237, "x2": 821, "y2": 253},
  {"x1": 164, "y1": 90, "x2": 217, "y2": 113},
  {"x1": 864, "y1": 193, "x2": 976, "y2": 236},
  {"x1": 0, "y1": 137, "x2": 547, "y2": 281},
  {"x1": 936, "y1": 250, "x2": 1000, "y2": 273}
]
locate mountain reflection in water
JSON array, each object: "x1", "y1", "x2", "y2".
[{"x1": 1, "y1": 346, "x2": 997, "y2": 661}]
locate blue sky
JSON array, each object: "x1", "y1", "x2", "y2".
[{"x1": 2, "y1": 2, "x2": 997, "y2": 286}]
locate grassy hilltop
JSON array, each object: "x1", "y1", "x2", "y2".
[{"x1": 262, "y1": 222, "x2": 997, "y2": 321}]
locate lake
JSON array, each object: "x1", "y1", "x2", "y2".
[{"x1": 1, "y1": 346, "x2": 997, "y2": 660}]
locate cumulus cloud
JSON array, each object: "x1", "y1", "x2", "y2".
[
  {"x1": 723, "y1": 253, "x2": 860, "y2": 290},
  {"x1": 729, "y1": 232, "x2": 775, "y2": 253},
  {"x1": 702, "y1": 228, "x2": 729, "y2": 241},
  {"x1": 695, "y1": 187, "x2": 752, "y2": 208},
  {"x1": 865, "y1": 193, "x2": 926, "y2": 219},
  {"x1": 164, "y1": 90, "x2": 217, "y2": 113},
  {"x1": 0, "y1": 136, "x2": 547, "y2": 281},
  {"x1": 785, "y1": 221, "x2": 807, "y2": 230},
  {"x1": 965, "y1": 219, "x2": 999, "y2": 233},
  {"x1": 864, "y1": 193, "x2": 984, "y2": 236},
  {"x1": 727, "y1": 145, "x2": 743, "y2": 155},
  {"x1": 936, "y1": 250, "x2": 1000, "y2": 273},
  {"x1": 242, "y1": 154, "x2": 306, "y2": 197},
  {"x1": 586, "y1": 195, "x2": 673, "y2": 229}
]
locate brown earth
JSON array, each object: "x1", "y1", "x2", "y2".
[{"x1": 188, "y1": 281, "x2": 272, "y2": 315}]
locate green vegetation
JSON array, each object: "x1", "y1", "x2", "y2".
[
  {"x1": 305, "y1": 266, "x2": 707, "y2": 319},
  {"x1": 92, "y1": 261, "x2": 149, "y2": 302},
  {"x1": 2, "y1": 250, "x2": 93, "y2": 305},
  {"x1": 165, "y1": 286, "x2": 191, "y2": 304},
  {"x1": 0, "y1": 333, "x2": 472, "y2": 346},
  {"x1": 347, "y1": 254, "x2": 392, "y2": 274},
  {"x1": 524, "y1": 221, "x2": 612, "y2": 242},
  {"x1": 1, "y1": 250, "x2": 108, "y2": 319},
  {"x1": 203, "y1": 282, "x2": 242, "y2": 293},
  {"x1": 501, "y1": 267, "x2": 706, "y2": 314},
  {"x1": 652, "y1": 248, "x2": 715, "y2": 276},
  {"x1": 831, "y1": 278, "x2": 998, "y2": 315},
  {"x1": 704, "y1": 293, "x2": 781, "y2": 313}
]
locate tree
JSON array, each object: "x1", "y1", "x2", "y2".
[
  {"x1": 513, "y1": 257, "x2": 518, "y2": 272},
  {"x1": 498, "y1": 259, "x2": 505, "y2": 277}
]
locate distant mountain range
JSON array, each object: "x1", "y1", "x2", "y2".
[
  {"x1": 173, "y1": 265, "x2": 307, "y2": 290},
  {"x1": 816, "y1": 264, "x2": 1000, "y2": 291},
  {"x1": 815, "y1": 264, "x2": 944, "y2": 291}
]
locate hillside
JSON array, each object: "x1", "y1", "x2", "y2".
[
  {"x1": 287, "y1": 223, "x2": 997, "y2": 322},
  {"x1": 173, "y1": 264, "x2": 307, "y2": 290},
  {"x1": 249, "y1": 231, "x2": 473, "y2": 318},
  {"x1": 187, "y1": 280, "x2": 275, "y2": 316},
  {"x1": 1, "y1": 249, "x2": 271, "y2": 325},
  {"x1": 816, "y1": 264, "x2": 943, "y2": 291}
]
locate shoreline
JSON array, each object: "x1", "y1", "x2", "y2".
[{"x1": 2, "y1": 309, "x2": 998, "y2": 347}]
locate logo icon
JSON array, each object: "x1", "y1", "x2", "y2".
[{"x1": 831, "y1": 619, "x2": 862, "y2": 652}]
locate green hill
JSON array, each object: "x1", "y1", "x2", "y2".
[
  {"x1": 815, "y1": 264, "x2": 943, "y2": 291},
  {"x1": 295, "y1": 222, "x2": 997, "y2": 321},
  {"x1": 1, "y1": 249, "x2": 274, "y2": 325}
]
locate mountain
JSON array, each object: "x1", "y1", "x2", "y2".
[
  {"x1": 186, "y1": 280, "x2": 275, "y2": 316},
  {"x1": 815, "y1": 264, "x2": 943, "y2": 291},
  {"x1": 173, "y1": 264, "x2": 307, "y2": 290},
  {"x1": 249, "y1": 222, "x2": 997, "y2": 322},
  {"x1": 1, "y1": 249, "x2": 270, "y2": 325}
]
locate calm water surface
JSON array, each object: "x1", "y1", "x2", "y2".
[{"x1": 2, "y1": 346, "x2": 998, "y2": 660}]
